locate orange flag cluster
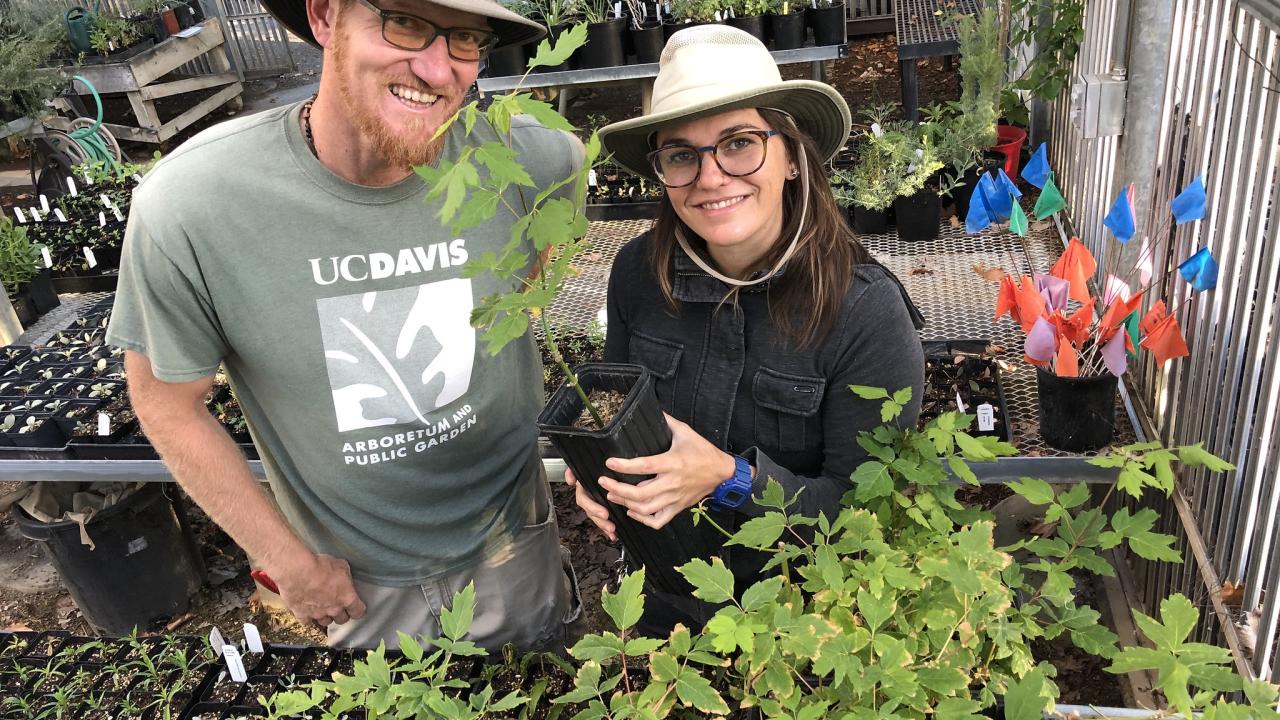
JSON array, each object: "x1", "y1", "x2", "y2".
[{"x1": 995, "y1": 238, "x2": 1191, "y2": 375}]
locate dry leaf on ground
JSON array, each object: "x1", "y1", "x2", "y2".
[{"x1": 973, "y1": 264, "x2": 1008, "y2": 282}]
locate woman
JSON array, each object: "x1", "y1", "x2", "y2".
[{"x1": 568, "y1": 25, "x2": 926, "y2": 635}]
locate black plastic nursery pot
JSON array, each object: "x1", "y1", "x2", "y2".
[
  {"x1": 28, "y1": 269, "x2": 60, "y2": 315},
  {"x1": 485, "y1": 42, "x2": 528, "y2": 77},
  {"x1": 663, "y1": 19, "x2": 710, "y2": 40},
  {"x1": 631, "y1": 21, "x2": 665, "y2": 63},
  {"x1": 808, "y1": 2, "x2": 845, "y2": 45},
  {"x1": 12, "y1": 483, "x2": 204, "y2": 635},
  {"x1": 542, "y1": 24, "x2": 575, "y2": 71},
  {"x1": 850, "y1": 204, "x2": 890, "y2": 234},
  {"x1": 537, "y1": 363, "x2": 722, "y2": 595},
  {"x1": 726, "y1": 14, "x2": 767, "y2": 43},
  {"x1": 769, "y1": 10, "x2": 807, "y2": 49},
  {"x1": 581, "y1": 18, "x2": 627, "y2": 68},
  {"x1": 893, "y1": 187, "x2": 942, "y2": 242},
  {"x1": 9, "y1": 293, "x2": 37, "y2": 328},
  {"x1": 1035, "y1": 367, "x2": 1118, "y2": 452}
]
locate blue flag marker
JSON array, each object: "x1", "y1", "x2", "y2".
[
  {"x1": 1103, "y1": 187, "x2": 1136, "y2": 244},
  {"x1": 1178, "y1": 247, "x2": 1219, "y2": 291},
  {"x1": 1022, "y1": 143, "x2": 1050, "y2": 189},
  {"x1": 985, "y1": 172, "x2": 1014, "y2": 221},
  {"x1": 1171, "y1": 176, "x2": 1207, "y2": 224},
  {"x1": 965, "y1": 187, "x2": 993, "y2": 233}
]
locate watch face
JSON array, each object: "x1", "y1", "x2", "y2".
[{"x1": 722, "y1": 488, "x2": 748, "y2": 506}]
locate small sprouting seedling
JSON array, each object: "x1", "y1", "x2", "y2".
[
  {"x1": 0, "y1": 415, "x2": 16, "y2": 432},
  {"x1": 88, "y1": 382, "x2": 115, "y2": 398}
]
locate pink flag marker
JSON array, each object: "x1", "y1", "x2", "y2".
[
  {"x1": 1104, "y1": 274, "x2": 1132, "y2": 305},
  {"x1": 1034, "y1": 273, "x2": 1070, "y2": 312},
  {"x1": 1025, "y1": 316, "x2": 1058, "y2": 364},
  {"x1": 1101, "y1": 324, "x2": 1128, "y2": 377},
  {"x1": 1135, "y1": 236, "x2": 1154, "y2": 287}
]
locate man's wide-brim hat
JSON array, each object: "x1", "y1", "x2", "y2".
[
  {"x1": 261, "y1": 0, "x2": 546, "y2": 50},
  {"x1": 598, "y1": 24, "x2": 851, "y2": 181}
]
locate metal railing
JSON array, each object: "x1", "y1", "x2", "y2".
[{"x1": 1043, "y1": 0, "x2": 1280, "y2": 681}]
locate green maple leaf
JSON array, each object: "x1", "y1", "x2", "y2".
[{"x1": 678, "y1": 557, "x2": 735, "y2": 604}]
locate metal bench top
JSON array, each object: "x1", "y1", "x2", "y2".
[{"x1": 895, "y1": 0, "x2": 981, "y2": 60}]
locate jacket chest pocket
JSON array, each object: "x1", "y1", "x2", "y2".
[
  {"x1": 752, "y1": 367, "x2": 825, "y2": 453},
  {"x1": 628, "y1": 332, "x2": 683, "y2": 409}
]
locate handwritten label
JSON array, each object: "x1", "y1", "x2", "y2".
[
  {"x1": 53, "y1": 209, "x2": 67, "y2": 223},
  {"x1": 976, "y1": 404, "x2": 995, "y2": 432},
  {"x1": 29, "y1": 208, "x2": 41, "y2": 222},
  {"x1": 97, "y1": 412, "x2": 110, "y2": 436},
  {"x1": 954, "y1": 391, "x2": 967, "y2": 414},
  {"x1": 222, "y1": 645, "x2": 247, "y2": 682},
  {"x1": 38, "y1": 195, "x2": 49, "y2": 213},
  {"x1": 84, "y1": 247, "x2": 98, "y2": 268},
  {"x1": 614, "y1": 1, "x2": 622, "y2": 17},
  {"x1": 209, "y1": 627, "x2": 225, "y2": 652},
  {"x1": 99, "y1": 211, "x2": 107, "y2": 228},
  {"x1": 588, "y1": 169, "x2": 598, "y2": 187},
  {"x1": 99, "y1": 193, "x2": 112, "y2": 208},
  {"x1": 109, "y1": 203, "x2": 124, "y2": 222},
  {"x1": 41, "y1": 248, "x2": 52, "y2": 268},
  {"x1": 67, "y1": 177, "x2": 77, "y2": 196},
  {"x1": 243, "y1": 623, "x2": 264, "y2": 654},
  {"x1": 13, "y1": 208, "x2": 25, "y2": 223}
]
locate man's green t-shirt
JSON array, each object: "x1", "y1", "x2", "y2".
[{"x1": 106, "y1": 101, "x2": 579, "y2": 585}]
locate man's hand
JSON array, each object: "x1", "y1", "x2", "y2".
[{"x1": 269, "y1": 551, "x2": 367, "y2": 627}]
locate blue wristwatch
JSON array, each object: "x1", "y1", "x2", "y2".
[{"x1": 711, "y1": 455, "x2": 753, "y2": 510}]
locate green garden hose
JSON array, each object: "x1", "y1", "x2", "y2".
[{"x1": 67, "y1": 75, "x2": 122, "y2": 173}]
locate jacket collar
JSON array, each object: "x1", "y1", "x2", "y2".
[{"x1": 671, "y1": 244, "x2": 779, "y2": 302}]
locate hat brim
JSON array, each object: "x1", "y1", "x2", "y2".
[
  {"x1": 261, "y1": 0, "x2": 546, "y2": 51},
  {"x1": 598, "y1": 81, "x2": 851, "y2": 181}
]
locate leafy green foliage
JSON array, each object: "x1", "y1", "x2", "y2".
[
  {"x1": 0, "y1": 216, "x2": 41, "y2": 299},
  {"x1": 831, "y1": 107, "x2": 945, "y2": 211}
]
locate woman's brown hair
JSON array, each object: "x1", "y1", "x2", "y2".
[{"x1": 647, "y1": 107, "x2": 872, "y2": 350}]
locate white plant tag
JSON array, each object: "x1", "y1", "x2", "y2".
[
  {"x1": 14, "y1": 208, "x2": 25, "y2": 223},
  {"x1": 97, "y1": 412, "x2": 110, "y2": 436},
  {"x1": 67, "y1": 177, "x2": 77, "y2": 196},
  {"x1": 111, "y1": 206, "x2": 124, "y2": 222},
  {"x1": 614, "y1": 1, "x2": 622, "y2": 16},
  {"x1": 714, "y1": 9, "x2": 722, "y2": 20},
  {"x1": 209, "y1": 627, "x2": 225, "y2": 652},
  {"x1": 41, "y1": 248, "x2": 52, "y2": 268},
  {"x1": 132, "y1": 173, "x2": 143, "y2": 184},
  {"x1": 99, "y1": 211, "x2": 107, "y2": 228},
  {"x1": 84, "y1": 247, "x2": 98, "y2": 268},
  {"x1": 954, "y1": 391, "x2": 967, "y2": 413},
  {"x1": 83, "y1": 170, "x2": 94, "y2": 185},
  {"x1": 38, "y1": 195, "x2": 49, "y2": 213},
  {"x1": 53, "y1": 209, "x2": 67, "y2": 223},
  {"x1": 976, "y1": 404, "x2": 995, "y2": 432},
  {"x1": 222, "y1": 645, "x2": 248, "y2": 682},
  {"x1": 243, "y1": 623, "x2": 264, "y2": 654},
  {"x1": 588, "y1": 169, "x2": 598, "y2": 187},
  {"x1": 29, "y1": 208, "x2": 40, "y2": 222}
]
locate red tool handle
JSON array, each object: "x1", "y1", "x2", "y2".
[{"x1": 250, "y1": 570, "x2": 279, "y2": 594}]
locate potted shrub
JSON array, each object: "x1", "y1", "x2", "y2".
[
  {"x1": 0, "y1": 16, "x2": 64, "y2": 124},
  {"x1": 580, "y1": 0, "x2": 627, "y2": 68},
  {"x1": 87, "y1": 14, "x2": 154, "y2": 62},
  {"x1": 625, "y1": 0, "x2": 665, "y2": 63},
  {"x1": 807, "y1": 0, "x2": 844, "y2": 45},
  {"x1": 889, "y1": 129, "x2": 944, "y2": 242},
  {"x1": 724, "y1": 0, "x2": 768, "y2": 41},
  {"x1": 417, "y1": 26, "x2": 717, "y2": 595},
  {"x1": 766, "y1": 0, "x2": 805, "y2": 49},
  {"x1": 530, "y1": 0, "x2": 581, "y2": 70},
  {"x1": 0, "y1": 216, "x2": 58, "y2": 325},
  {"x1": 666, "y1": 0, "x2": 722, "y2": 38}
]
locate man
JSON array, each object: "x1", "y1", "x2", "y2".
[{"x1": 105, "y1": 0, "x2": 583, "y2": 650}]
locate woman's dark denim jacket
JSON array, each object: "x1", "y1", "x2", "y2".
[{"x1": 604, "y1": 231, "x2": 926, "y2": 600}]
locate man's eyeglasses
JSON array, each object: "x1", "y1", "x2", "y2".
[
  {"x1": 353, "y1": 0, "x2": 497, "y2": 61},
  {"x1": 646, "y1": 130, "x2": 780, "y2": 188}
]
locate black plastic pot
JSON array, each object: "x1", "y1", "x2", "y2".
[
  {"x1": 894, "y1": 187, "x2": 941, "y2": 242},
  {"x1": 485, "y1": 43, "x2": 527, "y2": 77},
  {"x1": 537, "y1": 363, "x2": 721, "y2": 595},
  {"x1": 808, "y1": 2, "x2": 845, "y2": 45},
  {"x1": 663, "y1": 19, "x2": 709, "y2": 40},
  {"x1": 1036, "y1": 368, "x2": 1118, "y2": 451},
  {"x1": 726, "y1": 14, "x2": 766, "y2": 43},
  {"x1": 631, "y1": 21, "x2": 665, "y2": 63},
  {"x1": 12, "y1": 483, "x2": 204, "y2": 634},
  {"x1": 188, "y1": 0, "x2": 206, "y2": 23},
  {"x1": 541, "y1": 24, "x2": 575, "y2": 71},
  {"x1": 10, "y1": 293, "x2": 36, "y2": 328},
  {"x1": 152, "y1": 12, "x2": 171, "y2": 42},
  {"x1": 769, "y1": 10, "x2": 806, "y2": 49},
  {"x1": 948, "y1": 152, "x2": 1008, "y2": 219},
  {"x1": 850, "y1": 204, "x2": 890, "y2": 234},
  {"x1": 173, "y1": 1, "x2": 197, "y2": 29},
  {"x1": 581, "y1": 18, "x2": 626, "y2": 68},
  {"x1": 28, "y1": 269, "x2": 60, "y2": 315}
]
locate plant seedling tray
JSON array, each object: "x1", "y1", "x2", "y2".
[{"x1": 919, "y1": 339, "x2": 1014, "y2": 444}]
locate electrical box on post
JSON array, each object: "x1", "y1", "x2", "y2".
[{"x1": 1071, "y1": 73, "x2": 1128, "y2": 138}]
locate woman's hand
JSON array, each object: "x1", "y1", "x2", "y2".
[
  {"x1": 565, "y1": 468, "x2": 618, "y2": 541},
  {"x1": 598, "y1": 413, "x2": 738, "y2": 530}
]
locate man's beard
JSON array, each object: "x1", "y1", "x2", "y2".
[{"x1": 330, "y1": 24, "x2": 465, "y2": 169}]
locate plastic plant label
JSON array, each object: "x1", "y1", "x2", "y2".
[
  {"x1": 99, "y1": 193, "x2": 112, "y2": 209},
  {"x1": 243, "y1": 623, "x2": 264, "y2": 654},
  {"x1": 133, "y1": 173, "x2": 143, "y2": 184},
  {"x1": 29, "y1": 208, "x2": 40, "y2": 222},
  {"x1": 13, "y1": 208, "x2": 25, "y2": 223},
  {"x1": 84, "y1": 170, "x2": 94, "y2": 185},
  {"x1": 714, "y1": 9, "x2": 722, "y2": 20},
  {"x1": 84, "y1": 247, "x2": 98, "y2": 268},
  {"x1": 97, "y1": 412, "x2": 110, "y2": 436},
  {"x1": 614, "y1": 2, "x2": 622, "y2": 16},
  {"x1": 109, "y1": 203, "x2": 124, "y2": 223},
  {"x1": 53, "y1": 209, "x2": 67, "y2": 223},
  {"x1": 41, "y1": 248, "x2": 52, "y2": 268},
  {"x1": 222, "y1": 645, "x2": 248, "y2": 682},
  {"x1": 209, "y1": 627, "x2": 226, "y2": 652},
  {"x1": 954, "y1": 391, "x2": 967, "y2": 414},
  {"x1": 977, "y1": 404, "x2": 995, "y2": 432},
  {"x1": 588, "y1": 169, "x2": 598, "y2": 187},
  {"x1": 39, "y1": 195, "x2": 49, "y2": 213},
  {"x1": 99, "y1": 212, "x2": 107, "y2": 228},
  {"x1": 67, "y1": 177, "x2": 77, "y2": 196}
]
